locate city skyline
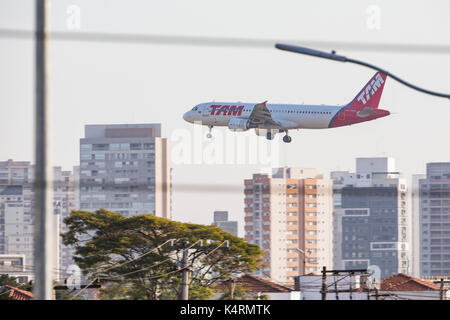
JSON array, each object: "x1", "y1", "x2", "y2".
[
  {"x1": 1, "y1": 150, "x2": 448, "y2": 233},
  {"x1": 2, "y1": 0, "x2": 450, "y2": 305},
  {"x1": 1, "y1": 154, "x2": 450, "y2": 281},
  {"x1": 1, "y1": 0, "x2": 450, "y2": 231}
]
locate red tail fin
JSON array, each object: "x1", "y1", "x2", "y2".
[{"x1": 347, "y1": 72, "x2": 387, "y2": 109}]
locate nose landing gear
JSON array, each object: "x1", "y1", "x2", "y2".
[{"x1": 206, "y1": 125, "x2": 213, "y2": 139}]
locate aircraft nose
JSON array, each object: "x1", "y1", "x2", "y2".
[{"x1": 183, "y1": 111, "x2": 192, "y2": 122}]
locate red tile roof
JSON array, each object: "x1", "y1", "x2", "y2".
[
  {"x1": 215, "y1": 274, "x2": 293, "y2": 293},
  {"x1": 381, "y1": 273, "x2": 441, "y2": 291},
  {"x1": 4, "y1": 285, "x2": 33, "y2": 300}
]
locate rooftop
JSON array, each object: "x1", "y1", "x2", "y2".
[
  {"x1": 381, "y1": 273, "x2": 441, "y2": 291},
  {"x1": 215, "y1": 274, "x2": 293, "y2": 293},
  {"x1": 4, "y1": 285, "x2": 33, "y2": 300}
]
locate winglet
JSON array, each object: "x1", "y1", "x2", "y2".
[{"x1": 261, "y1": 100, "x2": 268, "y2": 106}]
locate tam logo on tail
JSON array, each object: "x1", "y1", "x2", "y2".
[
  {"x1": 357, "y1": 73, "x2": 385, "y2": 105},
  {"x1": 349, "y1": 72, "x2": 387, "y2": 109}
]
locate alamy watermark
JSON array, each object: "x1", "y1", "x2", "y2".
[
  {"x1": 366, "y1": 5, "x2": 381, "y2": 30},
  {"x1": 66, "y1": 5, "x2": 82, "y2": 30},
  {"x1": 171, "y1": 122, "x2": 281, "y2": 168}
]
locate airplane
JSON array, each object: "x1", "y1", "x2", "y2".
[{"x1": 183, "y1": 72, "x2": 390, "y2": 143}]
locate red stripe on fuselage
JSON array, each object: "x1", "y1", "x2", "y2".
[{"x1": 330, "y1": 108, "x2": 390, "y2": 127}]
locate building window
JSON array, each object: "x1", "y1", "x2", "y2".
[
  {"x1": 80, "y1": 144, "x2": 91, "y2": 151},
  {"x1": 93, "y1": 153, "x2": 105, "y2": 160},
  {"x1": 130, "y1": 143, "x2": 142, "y2": 150},
  {"x1": 92, "y1": 144, "x2": 109, "y2": 151}
]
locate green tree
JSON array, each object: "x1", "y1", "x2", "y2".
[
  {"x1": 62, "y1": 209, "x2": 263, "y2": 300},
  {"x1": 54, "y1": 283, "x2": 83, "y2": 300},
  {"x1": 217, "y1": 282, "x2": 249, "y2": 300},
  {"x1": 0, "y1": 275, "x2": 32, "y2": 300}
]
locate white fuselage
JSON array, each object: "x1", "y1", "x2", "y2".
[{"x1": 183, "y1": 102, "x2": 342, "y2": 130}]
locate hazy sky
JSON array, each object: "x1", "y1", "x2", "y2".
[{"x1": 1, "y1": 0, "x2": 449, "y2": 236}]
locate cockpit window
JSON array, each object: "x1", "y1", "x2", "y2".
[{"x1": 192, "y1": 107, "x2": 198, "y2": 111}]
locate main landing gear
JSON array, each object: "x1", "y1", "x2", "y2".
[
  {"x1": 266, "y1": 129, "x2": 292, "y2": 143},
  {"x1": 206, "y1": 125, "x2": 213, "y2": 139},
  {"x1": 283, "y1": 135, "x2": 292, "y2": 143},
  {"x1": 282, "y1": 130, "x2": 292, "y2": 143}
]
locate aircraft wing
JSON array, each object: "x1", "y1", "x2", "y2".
[{"x1": 249, "y1": 101, "x2": 281, "y2": 128}]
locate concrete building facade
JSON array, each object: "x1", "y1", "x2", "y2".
[
  {"x1": 79, "y1": 124, "x2": 171, "y2": 219},
  {"x1": 332, "y1": 157, "x2": 409, "y2": 279},
  {"x1": 54, "y1": 166, "x2": 79, "y2": 280},
  {"x1": 0, "y1": 159, "x2": 78, "y2": 281},
  {"x1": 418, "y1": 163, "x2": 450, "y2": 277},
  {"x1": 0, "y1": 254, "x2": 34, "y2": 283},
  {"x1": 212, "y1": 210, "x2": 238, "y2": 237},
  {"x1": 411, "y1": 174, "x2": 426, "y2": 277},
  {"x1": 244, "y1": 167, "x2": 333, "y2": 285}
]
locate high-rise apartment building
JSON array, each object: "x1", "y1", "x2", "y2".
[
  {"x1": 0, "y1": 160, "x2": 75, "y2": 281},
  {"x1": 417, "y1": 163, "x2": 450, "y2": 277},
  {"x1": 79, "y1": 124, "x2": 171, "y2": 219},
  {"x1": 332, "y1": 157, "x2": 409, "y2": 279},
  {"x1": 0, "y1": 160, "x2": 36, "y2": 274},
  {"x1": 212, "y1": 210, "x2": 238, "y2": 237},
  {"x1": 0, "y1": 185, "x2": 34, "y2": 270},
  {"x1": 54, "y1": 166, "x2": 79, "y2": 279},
  {"x1": 244, "y1": 168, "x2": 333, "y2": 285},
  {"x1": 411, "y1": 174, "x2": 425, "y2": 277}
]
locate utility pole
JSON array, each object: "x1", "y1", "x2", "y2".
[
  {"x1": 349, "y1": 272, "x2": 353, "y2": 300},
  {"x1": 321, "y1": 266, "x2": 327, "y2": 301},
  {"x1": 180, "y1": 245, "x2": 189, "y2": 300},
  {"x1": 334, "y1": 275, "x2": 339, "y2": 300},
  {"x1": 440, "y1": 278, "x2": 444, "y2": 301},
  {"x1": 229, "y1": 279, "x2": 236, "y2": 300},
  {"x1": 366, "y1": 276, "x2": 371, "y2": 301},
  {"x1": 34, "y1": 0, "x2": 53, "y2": 300},
  {"x1": 319, "y1": 268, "x2": 368, "y2": 301},
  {"x1": 294, "y1": 248, "x2": 307, "y2": 275},
  {"x1": 173, "y1": 240, "x2": 229, "y2": 300},
  {"x1": 375, "y1": 287, "x2": 379, "y2": 300}
]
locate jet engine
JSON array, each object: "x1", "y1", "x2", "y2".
[{"x1": 228, "y1": 118, "x2": 251, "y2": 131}]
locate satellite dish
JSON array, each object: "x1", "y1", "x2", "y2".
[{"x1": 367, "y1": 265, "x2": 381, "y2": 289}]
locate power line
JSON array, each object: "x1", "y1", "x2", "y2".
[
  {"x1": 96, "y1": 238, "x2": 175, "y2": 274},
  {"x1": 1, "y1": 28, "x2": 450, "y2": 55},
  {"x1": 80, "y1": 240, "x2": 230, "y2": 300},
  {"x1": 69, "y1": 277, "x2": 98, "y2": 300},
  {"x1": 99, "y1": 257, "x2": 173, "y2": 279},
  {"x1": 276, "y1": 43, "x2": 450, "y2": 100}
]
